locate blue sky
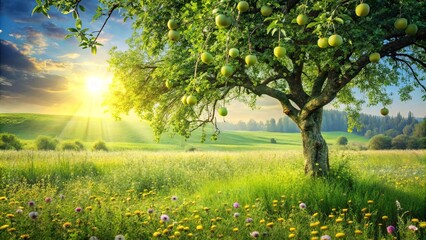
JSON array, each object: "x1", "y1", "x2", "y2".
[{"x1": 0, "y1": 0, "x2": 424, "y2": 122}]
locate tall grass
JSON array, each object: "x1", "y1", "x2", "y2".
[{"x1": 0, "y1": 150, "x2": 424, "y2": 239}]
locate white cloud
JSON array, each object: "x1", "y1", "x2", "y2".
[{"x1": 58, "y1": 53, "x2": 81, "y2": 59}]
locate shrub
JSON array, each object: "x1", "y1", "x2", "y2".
[
  {"x1": 270, "y1": 138, "x2": 277, "y2": 144},
  {"x1": 61, "y1": 140, "x2": 85, "y2": 151},
  {"x1": 419, "y1": 137, "x2": 426, "y2": 149},
  {"x1": 35, "y1": 136, "x2": 58, "y2": 150},
  {"x1": 406, "y1": 137, "x2": 420, "y2": 149},
  {"x1": 0, "y1": 133, "x2": 22, "y2": 150},
  {"x1": 391, "y1": 135, "x2": 408, "y2": 149},
  {"x1": 336, "y1": 136, "x2": 348, "y2": 145},
  {"x1": 92, "y1": 140, "x2": 108, "y2": 151},
  {"x1": 368, "y1": 134, "x2": 392, "y2": 150}
]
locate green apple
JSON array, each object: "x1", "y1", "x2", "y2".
[
  {"x1": 274, "y1": 46, "x2": 286, "y2": 58},
  {"x1": 165, "y1": 80, "x2": 174, "y2": 89},
  {"x1": 167, "y1": 19, "x2": 178, "y2": 30},
  {"x1": 317, "y1": 37, "x2": 329, "y2": 48},
  {"x1": 296, "y1": 14, "x2": 309, "y2": 25},
  {"x1": 394, "y1": 18, "x2": 408, "y2": 30},
  {"x1": 245, "y1": 54, "x2": 257, "y2": 66},
  {"x1": 237, "y1": 1, "x2": 249, "y2": 12},
  {"x1": 369, "y1": 52, "x2": 380, "y2": 63},
  {"x1": 186, "y1": 95, "x2": 198, "y2": 105},
  {"x1": 380, "y1": 107, "x2": 389, "y2": 116},
  {"x1": 405, "y1": 24, "x2": 418, "y2": 36},
  {"x1": 228, "y1": 48, "x2": 239, "y2": 58},
  {"x1": 218, "y1": 107, "x2": 228, "y2": 117},
  {"x1": 201, "y1": 52, "x2": 214, "y2": 64},
  {"x1": 168, "y1": 30, "x2": 180, "y2": 41},
  {"x1": 328, "y1": 34, "x2": 343, "y2": 47},
  {"x1": 260, "y1": 6, "x2": 272, "y2": 17},
  {"x1": 215, "y1": 14, "x2": 231, "y2": 28},
  {"x1": 355, "y1": 3, "x2": 370, "y2": 17},
  {"x1": 221, "y1": 65, "x2": 234, "y2": 77},
  {"x1": 181, "y1": 95, "x2": 187, "y2": 105}
]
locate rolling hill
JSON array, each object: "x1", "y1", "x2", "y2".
[{"x1": 0, "y1": 113, "x2": 368, "y2": 151}]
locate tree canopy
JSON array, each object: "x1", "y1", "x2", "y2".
[{"x1": 34, "y1": 0, "x2": 425, "y2": 175}]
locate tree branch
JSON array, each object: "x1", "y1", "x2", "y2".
[
  {"x1": 392, "y1": 53, "x2": 426, "y2": 69},
  {"x1": 392, "y1": 56, "x2": 426, "y2": 92}
]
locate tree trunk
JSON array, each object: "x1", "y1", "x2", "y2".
[{"x1": 298, "y1": 109, "x2": 329, "y2": 177}]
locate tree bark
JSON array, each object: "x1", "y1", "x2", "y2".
[{"x1": 298, "y1": 108, "x2": 329, "y2": 177}]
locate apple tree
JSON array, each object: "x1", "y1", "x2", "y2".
[{"x1": 34, "y1": 0, "x2": 425, "y2": 176}]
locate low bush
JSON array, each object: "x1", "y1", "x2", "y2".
[
  {"x1": 35, "y1": 135, "x2": 58, "y2": 150},
  {"x1": 92, "y1": 140, "x2": 108, "y2": 151},
  {"x1": 0, "y1": 133, "x2": 22, "y2": 150},
  {"x1": 368, "y1": 134, "x2": 392, "y2": 150}
]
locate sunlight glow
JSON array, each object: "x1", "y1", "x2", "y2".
[{"x1": 86, "y1": 76, "x2": 109, "y2": 95}]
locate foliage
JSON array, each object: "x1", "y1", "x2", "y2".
[
  {"x1": 0, "y1": 133, "x2": 22, "y2": 150},
  {"x1": 392, "y1": 134, "x2": 409, "y2": 149},
  {"x1": 413, "y1": 119, "x2": 426, "y2": 137},
  {"x1": 270, "y1": 138, "x2": 277, "y2": 144},
  {"x1": 368, "y1": 134, "x2": 392, "y2": 150},
  {"x1": 60, "y1": 140, "x2": 85, "y2": 151},
  {"x1": 0, "y1": 150, "x2": 425, "y2": 239},
  {"x1": 336, "y1": 136, "x2": 348, "y2": 145},
  {"x1": 92, "y1": 140, "x2": 108, "y2": 151},
  {"x1": 35, "y1": 135, "x2": 58, "y2": 151}
]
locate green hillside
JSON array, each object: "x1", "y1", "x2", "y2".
[{"x1": 0, "y1": 113, "x2": 368, "y2": 151}]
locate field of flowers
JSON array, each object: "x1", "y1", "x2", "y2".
[{"x1": 0, "y1": 150, "x2": 425, "y2": 239}]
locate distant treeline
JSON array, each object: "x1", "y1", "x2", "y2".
[{"x1": 218, "y1": 110, "x2": 425, "y2": 138}]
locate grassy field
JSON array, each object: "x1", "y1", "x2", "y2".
[
  {"x1": 1, "y1": 113, "x2": 368, "y2": 151},
  {"x1": 0, "y1": 150, "x2": 425, "y2": 239}
]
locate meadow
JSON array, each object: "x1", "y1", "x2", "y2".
[{"x1": 0, "y1": 150, "x2": 425, "y2": 239}]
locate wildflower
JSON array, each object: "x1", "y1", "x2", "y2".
[
  {"x1": 8, "y1": 228, "x2": 16, "y2": 232},
  {"x1": 411, "y1": 218, "x2": 419, "y2": 223},
  {"x1": 171, "y1": 196, "x2": 178, "y2": 201},
  {"x1": 233, "y1": 212, "x2": 240, "y2": 218},
  {"x1": 365, "y1": 213, "x2": 372, "y2": 218},
  {"x1": 395, "y1": 200, "x2": 402, "y2": 210},
  {"x1": 160, "y1": 214, "x2": 170, "y2": 222},
  {"x1": 196, "y1": 225, "x2": 203, "y2": 230},
  {"x1": 134, "y1": 210, "x2": 142, "y2": 216},
  {"x1": 387, "y1": 225, "x2": 396, "y2": 234},
  {"x1": 278, "y1": 217, "x2": 284, "y2": 222},
  {"x1": 321, "y1": 235, "x2": 331, "y2": 240},
  {"x1": 232, "y1": 227, "x2": 239, "y2": 232},
  {"x1": 45, "y1": 197, "x2": 52, "y2": 203},
  {"x1": 288, "y1": 233, "x2": 296, "y2": 238},
  {"x1": 28, "y1": 201, "x2": 35, "y2": 207},
  {"x1": 233, "y1": 202, "x2": 239, "y2": 208},
  {"x1": 28, "y1": 211, "x2": 38, "y2": 220},
  {"x1": 408, "y1": 225, "x2": 418, "y2": 231},
  {"x1": 89, "y1": 237, "x2": 99, "y2": 240},
  {"x1": 174, "y1": 231, "x2": 181, "y2": 237},
  {"x1": 382, "y1": 216, "x2": 388, "y2": 220},
  {"x1": 299, "y1": 202, "x2": 307, "y2": 209},
  {"x1": 63, "y1": 222, "x2": 72, "y2": 228},
  {"x1": 0, "y1": 225, "x2": 9, "y2": 230},
  {"x1": 289, "y1": 227, "x2": 296, "y2": 232},
  {"x1": 311, "y1": 230, "x2": 319, "y2": 235},
  {"x1": 266, "y1": 222, "x2": 274, "y2": 228},
  {"x1": 75, "y1": 207, "x2": 82, "y2": 212},
  {"x1": 259, "y1": 219, "x2": 265, "y2": 224},
  {"x1": 187, "y1": 233, "x2": 193, "y2": 237},
  {"x1": 250, "y1": 231, "x2": 260, "y2": 238},
  {"x1": 115, "y1": 234, "x2": 125, "y2": 240},
  {"x1": 355, "y1": 229, "x2": 362, "y2": 235},
  {"x1": 420, "y1": 222, "x2": 426, "y2": 228},
  {"x1": 6, "y1": 214, "x2": 14, "y2": 218},
  {"x1": 367, "y1": 200, "x2": 374, "y2": 204},
  {"x1": 59, "y1": 194, "x2": 65, "y2": 200},
  {"x1": 0, "y1": 196, "x2": 6, "y2": 201},
  {"x1": 310, "y1": 221, "x2": 320, "y2": 227},
  {"x1": 335, "y1": 232, "x2": 345, "y2": 238},
  {"x1": 125, "y1": 212, "x2": 132, "y2": 217},
  {"x1": 246, "y1": 218, "x2": 253, "y2": 223},
  {"x1": 20, "y1": 234, "x2": 30, "y2": 239},
  {"x1": 312, "y1": 212, "x2": 319, "y2": 217},
  {"x1": 153, "y1": 232, "x2": 161, "y2": 237},
  {"x1": 16, "y1": 209, "x2": 23, "y2": 214},
  {"x1": 320, "y1": 226, "x2": 328, "y2": 231},
  {"x1": 148, "y1": 208, "x2": 154, "y2": 214},
  {"x1": 210, "y1": 225, "x2": 217, "y2": 231}
]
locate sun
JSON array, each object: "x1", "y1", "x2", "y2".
[{"x1": 85, "y1": 76, "x2": 109, "y2": 95}]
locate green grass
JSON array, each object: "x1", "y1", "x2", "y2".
[
  {"x1": 1, "y1": 113, "x2": 368, "y2": 151},
  {"x1": 0, "y1": 150, "x2": 424, "y2": 239}
]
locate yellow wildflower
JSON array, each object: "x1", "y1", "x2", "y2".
[
  {"x1": 196, "y1": 225, "x2": 203, "y2": 230},
  {"x1": 289, "y1": 233, "x2": 296, "y2": 238},
  {"x1": 0, "y1": 225, "x2": 9, "y2": 230},
  {"x1": 266, "y1": 222, "x2": 274, "y2": 228},
  {"x1": 355, "y1": 229, "x2": 362, "y2": 235},
  {"x1": 320, "y1": 226, "x2": 328, "y2": 231},
  {"x1": 153, "y1": 232, "x2": 161, "y2": 237},
  {"x1": 232, "y1": 227, "x2": 239, "y2": 232},
  {"x1": 336, "y1": 232, "x2": 346, "y2": 238},
  {"x1": 20, "y1": 234, "x2": 30, "y2": 239},
  {"x1": 63, "y1": 222, "x2": 72, "y2": 228}
]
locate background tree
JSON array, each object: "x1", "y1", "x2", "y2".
[{"x1": 34, "y1": 0, "x2": 425, "y2": 176}]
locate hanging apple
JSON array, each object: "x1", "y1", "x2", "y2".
[
  {"x1": 229, "y1": 48, "x2": 239, "y2": 58},
  {"x1": 317, "y1": 38, "x2": 329, "y2": 48},
  {"x1": 369, "y1": 52, "x2": 380, "y2": 63},
  {"x1": 394, "y1": 18, "x2": 408, "y2": 30},
  {"x1": 355, "y1": 3, "x2": 370, "y2": 17},
  {"x1": 167, "y1": 19, "x2": 178, "y2": 30},
  {"x1": 274, "y1": 46, "x2": 286, "y2": 58},
  {"x1": 221, "y1": 65, "x2": 234, "y2": 77},
  {"x1": 168, "y1": 30, "x2": 180, "y2": 41},
  {"x1": 186, "y1": 95, "x2": 198, "y2": 105},
  {"x1": 237, "y1": 1, "x2": 249, "y2": 12},
  {"x1": 296, "y1": 14, "x2": 309, "y2": 25},
  {"x1": 260, "y1": 6, "x2": 272, "y2": 17},
  {"x1": 245, "y1": 55, "x2": 258, "y2": 65},
  {"x1": 328, "y1": 34, "x2": 343, "y2": 47},
  {"x1": 218, "y1": 107, "x2": 228, "y2": 117},
  {"x1": 201, "y1": 52, "x2": 214, "y2": 64}
]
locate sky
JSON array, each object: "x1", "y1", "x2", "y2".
[{"x1": 0, "y1": 0, "x2": 425, "y2": 123}]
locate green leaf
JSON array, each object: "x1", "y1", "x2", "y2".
[
  {"x1": 75, "y1": 19, "x2": 82, "y2": 29},
  {"x1": 91, "y1": 46, "x2": 97, "y2": 55},
  {"x1": 334, "y1": 17, "x2": 344, "y2": 24},
  {"x1": 306, "y1": 21, "x2": 318, "y2": 28},
  {"x1": 31, "y1": 6, "x2": 41, "y2": 15},
  {"x1": 78, "y1": 5, "x2": 86, "y2": 12},
  {"x1": 67, "y1": 28, "x2": 78, "y2": 33},
  {"x1": 72, "y1": 11, "x2": 78, "y2": 19},
  {"x1": 64, "y1": 34, "x2": 74, "y2": 40}
]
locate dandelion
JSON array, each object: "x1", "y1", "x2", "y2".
[
  {"x1": 89, "y1": 237, "x2": 99, "y2": 240},
  {"x1": 160, "y1": 214, "x2": 170, "y2": 222},
  {"x1": 174, "y1": 231, "x2": 181, "y2": 237},
  {"x1": 148, "y1": 208, "x2": 154, "y2": 214},
  {"x1": 45, "y1": 197, "x2": 52, "y2": 203},
  {"x1": 28, "y1": 201, "x2": 35, "y2": 207},
  {"x1": 311, "y1": 230, "x2": 319, "y2": 235},
  {"x1": 171, "y1": 196, "x2": 178, "y2": 201},
  {"x1": 411, "y1": 218, "x2": 419, "y2": 223},
  {"x1": 387, "y1": 225, "x2": 396, "y2": 234},
  {"x1": 250, "y1": 231, "x2": 260, "y2": 238},
  {"x1": 62, "y1": 222, "x2": 72, "y2": 228},
  {"x1": 408, "y1": 225, "x2": 418, "y2": 231},
  {"x1": 355, "y1": 229, "x2": 362, "y2": 235},
  {"x1": 233, "y1": 202, "x2": 239, "y2": 208},
  {"x1": 420, "y1": 222, "x2": 426, "y2": 228},
  {"x1": 75, "y1": 207, "x2": 82, "y2": 212},
  {"x1": 0, "y1": 225, "x2": 9, "y2": 230},
  {"x1": 8, "y1": 228, "x2": 16, "y2": 232},
  {"x1": 288, "y1": 233, "x2": 296, "y2": 238},
  {"x1": 310, "y1": 221, "x2": 320, "y2": 227},
  {"x1": 246, "y1": 218, "x2": 253, "y2": 223},
  {"x1": 367, "y1": 200, "x2": 374, "y2": 204},
  {"x1": 320, "y1": 226, "x2": 328, "y2": 231},
  {"x1": 289, "y1": 227, "x2": 296, "y2": 232},
  {"x1": 20, "y1": 234, "x2": 30, "y2": 239},
  {"x1": 6, "y1": 214, "x2": 14, "y2": 218},
  {"x1": 233, "y1": 212, "x2": 240, "y2": 218},
  {"x1": 232, "y1": 227, "x2": 239, "y2": 232},
  {"x1": 28, "y1": 211, "x2": 38, "y2": 220},
  {"x1": 134, "y1": 210, "x2": 142, "y2": 216},
  {"x1": 153, "y1": 232, "x2": 161, "y2": 237},
  {"x1": 335, "y1": 232, "x2": 345, "y2": 238},
  {"x1": 382, "y1": 216, "x2": 388, "y2": 220},
  {"x1": 196, "y1": 225, "x2": 203, "y2": 230},
  {"x1": 321, "y1": 235, "x2": 331, "y2": 240},
  {"x1": 299, "y1": 202, "x2": 307, "y2": 209},
  {"x1": 0, "y1": 196, "x2": 7, "y2": 201},
  {"x1": 115, "y1": 234, "x2": 125, "y2": 240}
]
